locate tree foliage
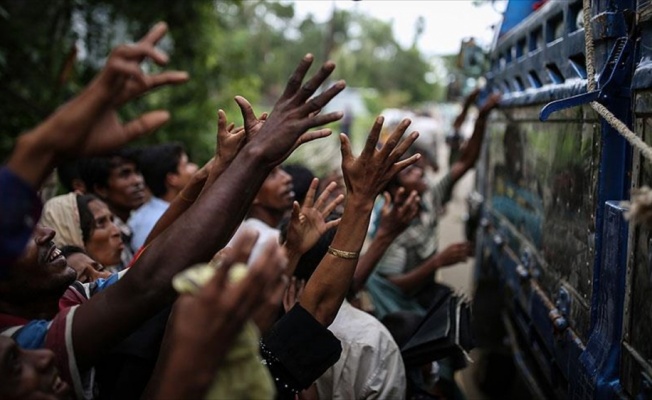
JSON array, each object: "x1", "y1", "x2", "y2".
[{"x1": 0, "y1": 0, "x2": 444, "y2": 163}]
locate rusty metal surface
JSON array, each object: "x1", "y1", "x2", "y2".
[{"x1": 486, "y1": 104, "x2": 600, "y2": 340}]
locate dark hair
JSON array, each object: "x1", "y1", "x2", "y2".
[
  {"x1": 279, "y1": 213, "x2": 340, "y2": 281},
  {"x1": 57, "y1": 160, "x2": 81, "y2": 193},
  {"x1": 137, "y1": 143, "x2": 185, "y2": 198},
  {"x1": 76, "y1": 194, "x2": 100, "y2": 243},
  {"x1": 282, "y1": 163, "x2": 315, "y2": 205},
  {"x1": 60, "y1": 245, "x2": 87, "y2": 259},
  {"x1": 78, "y1": 148, "x2": 140, "y2": 193}
]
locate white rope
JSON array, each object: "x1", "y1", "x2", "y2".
[
  {"x1": 590, "y1": 102, "x2": 652, "y2": 162},
  {"x1": 582, "y1": 0, "x2": 652, "y2": 162},
  {"x1": 583, "y1": 0, "x2": 596, "y2": 92},
  {"x1": 582, "y1": 0, "x2": 652, "y2": 224}
]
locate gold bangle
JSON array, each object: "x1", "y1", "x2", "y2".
[{"x1": 327, "y1": 246, "x2": 359, "y2": 260}]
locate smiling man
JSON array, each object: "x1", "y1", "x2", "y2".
[{"x1": 0, "y1": 335, "x2": 72, "y2": 400}]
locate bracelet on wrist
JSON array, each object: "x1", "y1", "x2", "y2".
[{"x1": 327, "y1": 246, "x2": 359, "y2": 260}]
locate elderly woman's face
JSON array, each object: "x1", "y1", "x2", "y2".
[{"x1": 84, "y1": 199, "x2": 124, "y2": 267}]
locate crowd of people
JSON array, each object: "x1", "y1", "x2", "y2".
[{"x1": 0, "y1": 22, "x2": 500, "y2": 400}]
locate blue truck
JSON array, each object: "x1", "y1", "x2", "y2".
[{"x1": 472, "y1": 0, "x2": 652, "y2": 398}]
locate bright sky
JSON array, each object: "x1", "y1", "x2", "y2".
[{"x1": 290, "y1": 0, "x2": 506, "y2": 56}]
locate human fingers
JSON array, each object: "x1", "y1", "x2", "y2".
[
  {"x1": 144, "y1": 71, "x2": 189, "y2": 90},
  {"x1": 391, "y1": 153, "x2": 421, "y2": 175},
  {"x1": 339, "y1": 133, "x2": 355, "y2": 165},
  {"x1": 298, "y1": 80, "x2": 346, "y2": 116},
  {"x1": 322, "y1": 194, "x2": 344, "y2": 218},
  {"x1": 313, "y1": 180, "x2": 333, "y2": 210},
  {"x1": 280, "y1": 54, "x2": 315, "y2": 100},
  {"x1": 138, "y1": 21, "x2": 168, "y2": 47},
  {"x1": 113, "y1": 42, "x2": 169, "y2": 65},
  {"x1": 292, "y1": 60, "x2": 336, "y2": 105},
  {"x1": 403, "y1": 190, "x2": 421, "y2": 218},
  {"x1": 292, "y1": 129, "x2": 332, "y2": 151},
  {"x1": 217, "y1": 109, "x2": 228, "y2": 138},
  {"x1": 361, "y1": 116, "x2": 385, "y2": 158},
  {"x1": 234, "y1": 96, "x2": 262, "y2": 134},
  {"x1": 290, "y1": 201, "x2": 302, "y2": 225},
  {"x1": 324, "y1": 217, "x2": 341, "y2": 231},
  {"x1": 379, "y1": 119, "x2": 412, "y2": 159},
  {"x1": 393, "y1": 187, "x2": 408, "y2": 205},
  {"x1": 302, "y1": 110, "x2": 344, "y2": 131},
  {"x1": 122, "y1": 110, "x2": 171, "y2": 142},
  {"x1": 381, "y1": 192, "x2": 392, "y2": 216},
  {"x1": 302, "y1": 178, "x2": 320, "y2": 209},
  {"x1": 104, "y1": 57, "x2": 147, "y2": 88}
]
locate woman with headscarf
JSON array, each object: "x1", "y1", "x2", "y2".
[{"x1": 40, "y1": 192, "x2": 125, "y2": 277}]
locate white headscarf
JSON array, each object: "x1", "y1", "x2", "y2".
[{"x1": 40, "y1": 193, "x2": 85, "y2": 249}]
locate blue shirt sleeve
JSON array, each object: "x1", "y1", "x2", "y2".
[{"x1": 0, "y1": 167, "x2": 42, "y2": 274}]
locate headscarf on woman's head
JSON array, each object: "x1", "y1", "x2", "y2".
[{"x1": 40, "y1": 193, "x2": 84, "y2": 249}]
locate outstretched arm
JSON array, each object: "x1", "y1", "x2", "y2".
[
  {"x1": 452, "y1": 87, "x2": 481, "y2": 131},
  {"x1": 7, "y1": 22, "x2": 188, "y2": 190},
  {"x1": 73, "y1": 53, "x2": 345, "y2": 370},
  {"x1": 449, "y1": 92, "x2": 501, "y2": 183},
  {"x1": 144, "y1": 230, "x2": 287, "y2": 400},
  {"x1": 385, "y1": 241, "x2": 471, "y2": 294},
  {"x1": 351, "y1": 188, "x2": 420, "y2": 293},
  {"x1": 300, "y1": 117, "x2": 420, "y2": 326}
]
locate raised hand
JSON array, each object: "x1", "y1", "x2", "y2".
[
  {"x1": 377, "y1": 187, "x2": 421, "y2": 238},
  {"x1": 478, "y1": 92, "x2": 502, "y2": 117},
  {"x1": 9, "y1": 22, "x2": 189, "y2": 188},
  {"x1": 152, "y1": 230, "x2": 287, "y2": 399},
  {"x1": 284, "y1": 178, "x2": 343, "y2": 256},
  {"x1": 235, "y1": 54, "x2": 345, "y2": 167},
  {"x1": 215, "y1": 109, "x2": 247, "y2": 165},
  {"x1": 340, "y1": 117, "x2": 421, "y2": 202},
  {"x1": 48, "y1": 21, "x2": 188, "y2": 158}
]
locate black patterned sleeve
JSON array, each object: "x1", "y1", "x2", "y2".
[{"x1": 260, "y1": 304, "x2": 341, "y2": 398}]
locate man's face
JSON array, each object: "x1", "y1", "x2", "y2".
[
  {"x1": 99, "y1": 159, "x2": 146, "y2": 212},
  {"x1": 66, "y1": 252, "x2": 111, "y2": 284},
  {"x1": 1, "y1": 226, "x2": 76, "y2": 303},
  {"x1": 168, "y1": 152, "x2": 198, "y2": 192},
  {"x1": 0, "y1": 336, "x2": 71, "y2": 399},
  {"x1": 397, "y1": 158, "x2": 428, "y2": 195},
  {"x1": 254, "y1": 167, "x2": 294, "y2": 212}
]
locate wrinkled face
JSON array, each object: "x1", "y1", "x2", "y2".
[
  {"x1": 0, "y1": 336, "x2": 71, "y2": 400},
  {"x1": 397, "y1": 159, "x2": 428, "y2": 195},
  {"x1": 168, "y1": 152, "x2": 198, "y2": 192},
  {"x1": 98, "y1": 160, "x2": 146, "y2": 211},
  {"x1": 84, "y1": 199, "x2": 124, "y2": 267},
  {"x1": 254, "y1": 167, "x2": 294, "y2": 212},
  {"x1": 2, "y1": 226, "x2": 76, "y2": 300},
  {"x1": 65, "y1": 252, "x2": 111, "y2": 284}
]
